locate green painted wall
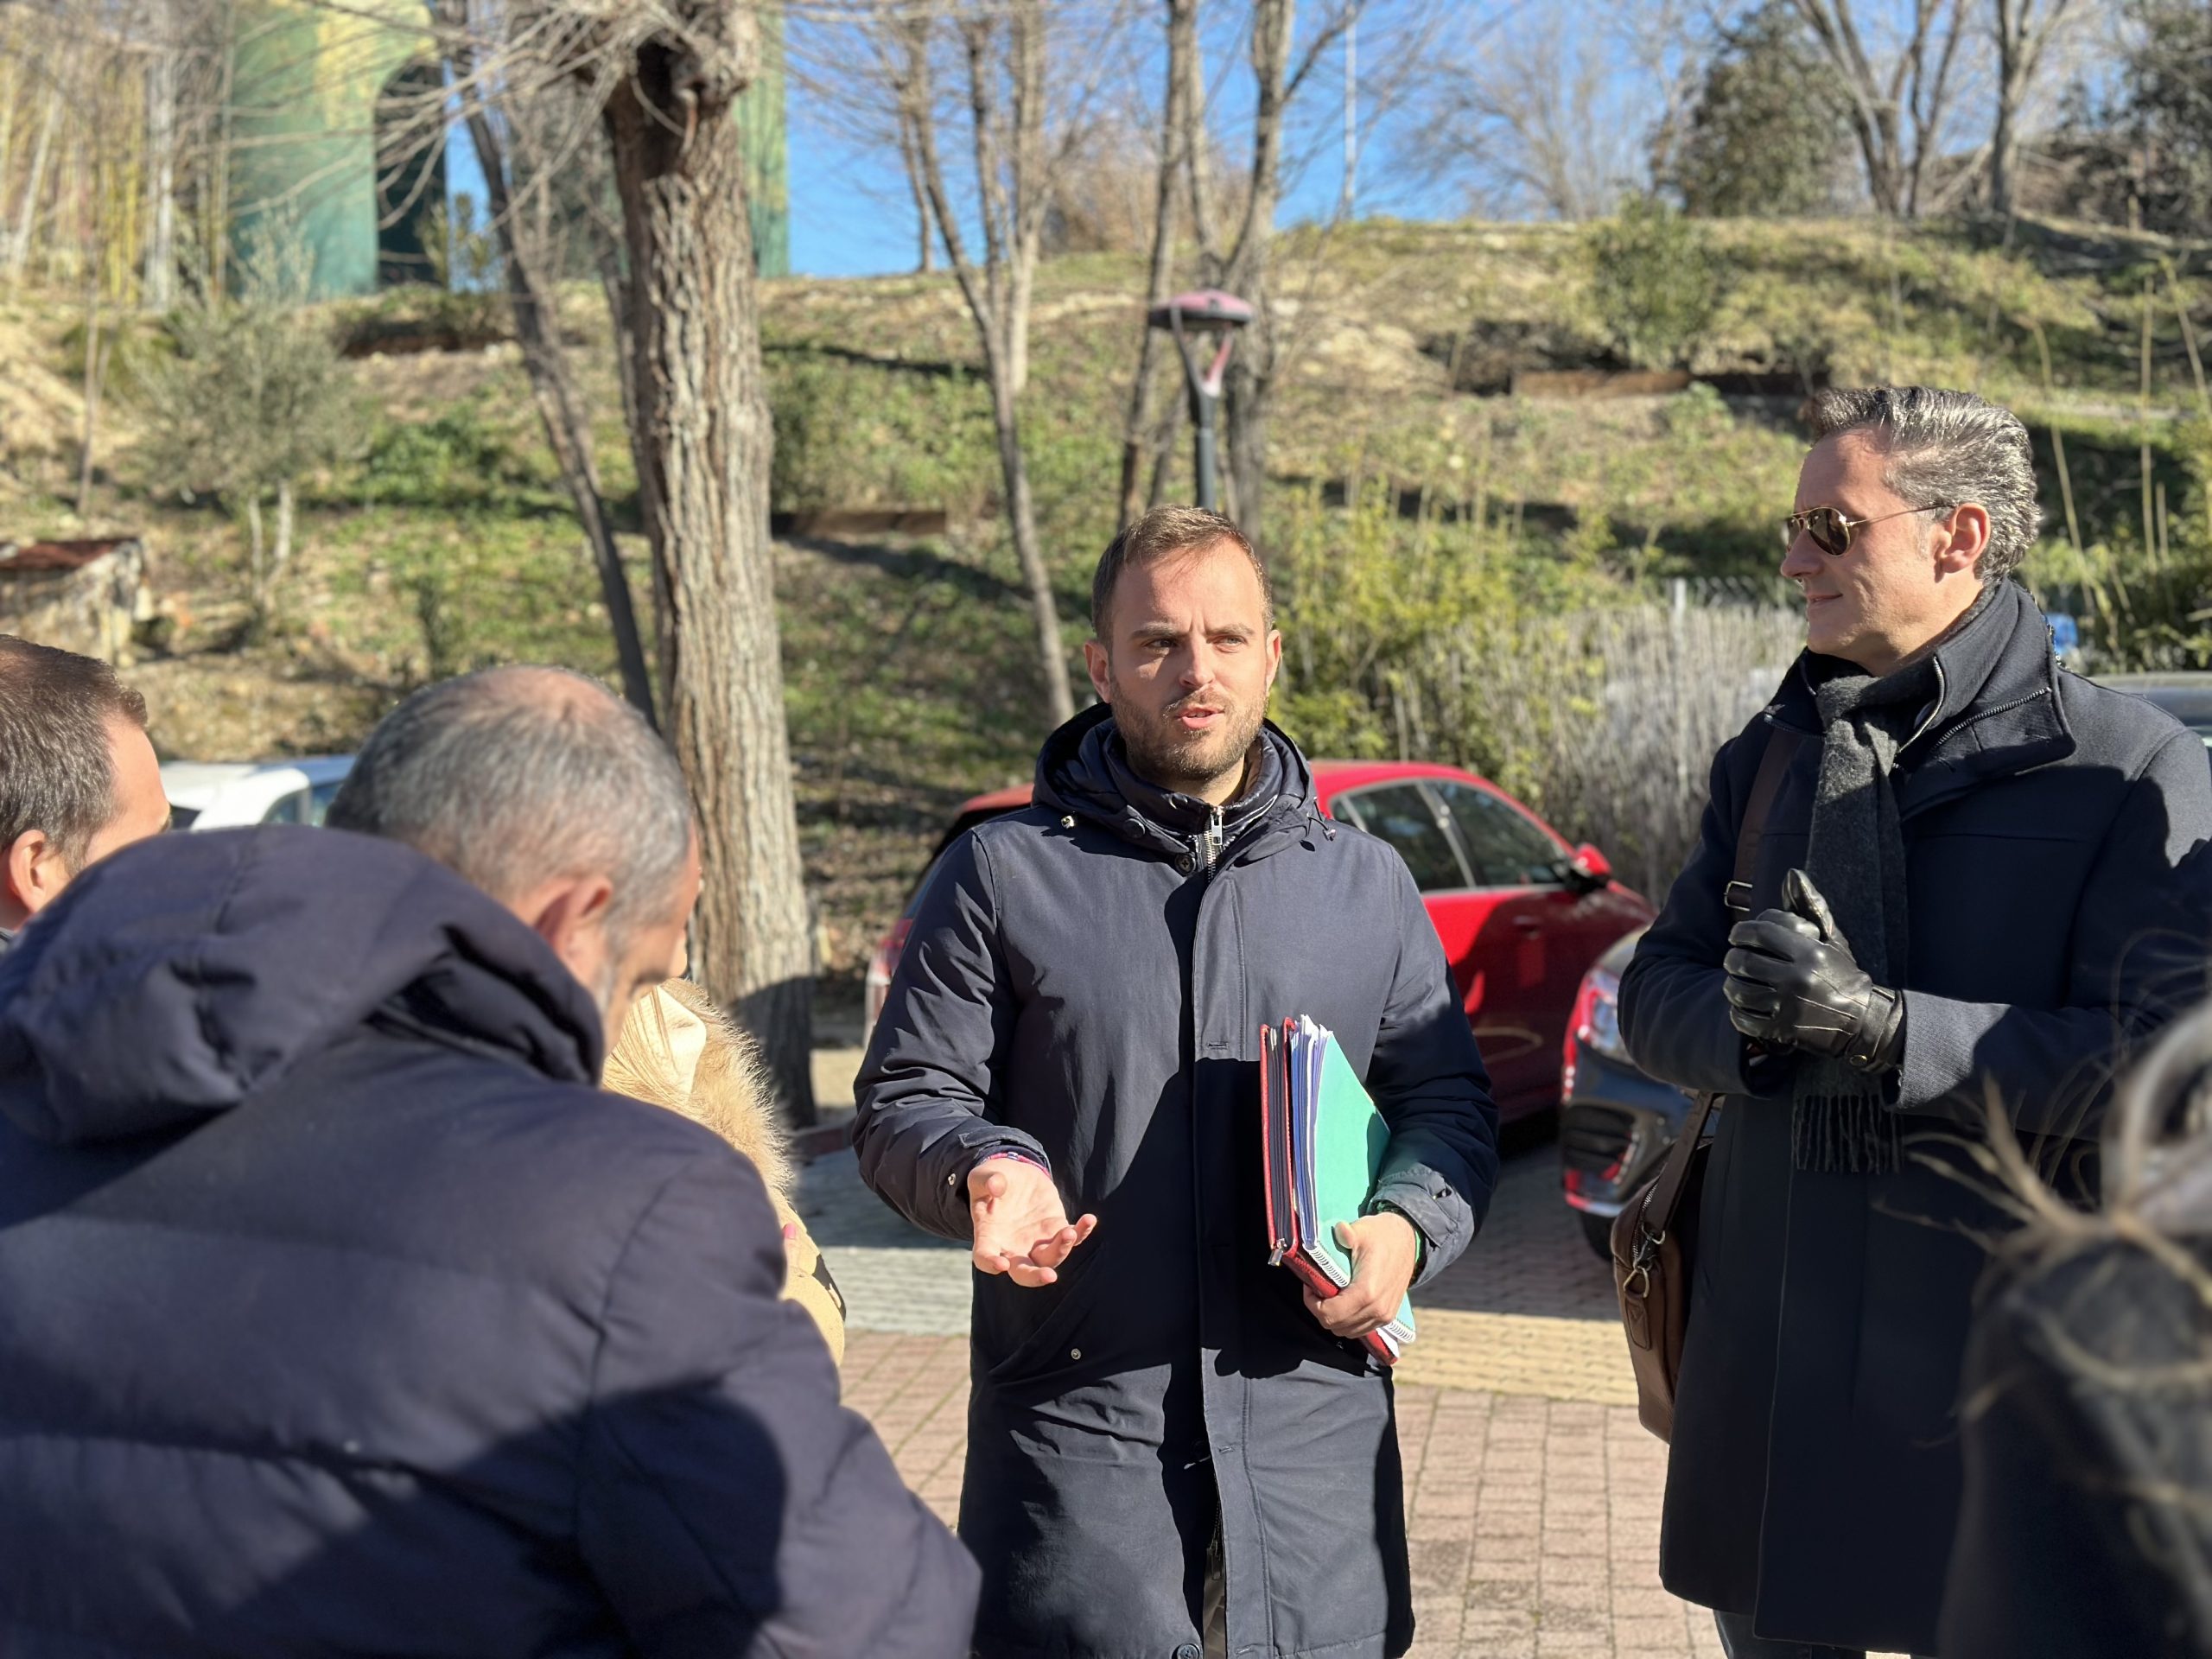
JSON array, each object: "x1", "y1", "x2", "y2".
[
  {"x1": 740, "y1": 7, "x2": 790, "y2": 279},
  {"x1": 226, "y1": 0, "x2": 785, "y2": 296},
  {"x1": 228, "y1": 0, "x2": 429, "y2": 300}
]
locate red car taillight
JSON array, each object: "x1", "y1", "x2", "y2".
[{"x1": 1560, "y1": 965, "x2": 1624, "y2": 1103}]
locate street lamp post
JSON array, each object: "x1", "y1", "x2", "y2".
[{"x1": 1147, "y1": 288, "x2": 1255, "y2": 513}]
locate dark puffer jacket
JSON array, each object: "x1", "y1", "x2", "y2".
[
  {"x1": 856, "y1": 709, "x2": 1499, "y2": 1659},
  {"x1": 0, "y1": 827, "x2": 977, "y2": 1657}
]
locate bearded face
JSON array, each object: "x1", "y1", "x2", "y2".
[{"x1": 1084, "y1": 542, "x2": 1282, "y2": 802}]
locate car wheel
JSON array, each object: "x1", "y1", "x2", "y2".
[{"x1": 1577, "y1": 1209, "x2": 1615, "y2": 1262}]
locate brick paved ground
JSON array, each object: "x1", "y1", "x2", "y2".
[
  {"x1": 806, "y1": 1054, "x2": 1897, "y2": 1658},
  {"x1": 840, "y1": 1331, "x2": 1726, "y2": 1659}
]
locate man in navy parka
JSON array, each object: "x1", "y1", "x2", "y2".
[{"x1": 858, "y1": 508, "x2": 1500, "y2": 1659}]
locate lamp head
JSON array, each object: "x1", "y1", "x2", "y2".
[{"x1": 1147, "y1": 288, "x2": 1255, "y2": 333}]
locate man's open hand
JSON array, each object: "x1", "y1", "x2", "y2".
[
  {"x1": 968, "y1": 1157, "x2": 1098, "y2": 1287},
  {"x1": 1303, "y1": 1211, "x2": 1421, "y2": 1353}
]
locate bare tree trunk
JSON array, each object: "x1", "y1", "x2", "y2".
[
  {"x1": 1117, "y1": 0, "x2": 1193, "y2": 532},
  {"x1": 1990, "y1": 0, "x2": 2075, "y2": 217},
  {"x1": 1219, "y1": 0, "x2": 1293, "y2": 541},
  {"x1": 1903, "y1": 0, "x2": 1964, "y2": 217},
  {"x1": 598, "y1": 8, "x2": 817, "y2": 1123},
  {"x1": 894, "y1": 109, "x2": 934, "y2": 273},
  {"x1": 76, "y1": 278, "x2": 103, "y2": 517},
  {"x1": 245, "y1": 490, "x2": 268, "y2": 622},
  {"x1": 144, "y1": 3, "x2": 178, "y2": 308},
  {"x1": 273, "y1": 476, "x2": 295, "y2": 588},
  {"x1": 904, "y1": 2, "x2": 1075, "y2": 728},
  {"x1": 7, "y1": 68, "x2": 65, "y2": 283},
  {"x1": 438, "y1": 0, "x2": 658, "y2": 726},
  {"x1": 992, "y1": 376, "x2": 1068, "y2": 720},
  {"x1": 1790, "y1": 0, "x2": 1909, "y2": 214},
  {"x1": 1992, "y1": 0, "x2": 2021, "y2": 214},
  {"x1": 582, "y1": 188, "x2": 648, "y2": 499}
]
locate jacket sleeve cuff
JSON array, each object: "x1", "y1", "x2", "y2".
[
  {"x1": 924, "y1": 1135, "x2": 1052, "y2": 1236},
  {"x1": 1366, "y1": 1178, "x2": 1462, "y2": 1287},
  {"x1": 1363, "y1": 1198, "x2": 1430, "y2": 1273},
  {"x1": 972, "y1": 1147, "x2": 1051, "y2": 1179}
]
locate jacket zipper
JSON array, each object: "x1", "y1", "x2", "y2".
[
  {"x1": 1899, "y1": 658, "x2": 1949, "y2": 757},
  {"x1": 1193, "y1": 802, "x2": 1225, "y2": 872}
]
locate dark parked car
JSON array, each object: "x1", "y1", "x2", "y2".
[
  {"x1": 864, "y1": 761, "x2": 1655, "y2": 1122},
  {"x1": 1558, "y1": 927, "x2": 1689, "y2": 1255},
  {"x1": 1558, "y1": 670, "x2": 2212, "y2": 1258}
]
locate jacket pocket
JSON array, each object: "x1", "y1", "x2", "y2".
[{"x1": 977, "y1": 1230, "x2": 1116, "y2": 1390}]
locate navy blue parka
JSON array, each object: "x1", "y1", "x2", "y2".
[{"x1": 855, "y1": 709, "x2": 1500, "y2": 1659}]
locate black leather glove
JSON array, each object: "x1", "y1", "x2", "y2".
[{"x1": 1722, "y1": 869, "x2": 1906, "y2": 1073}]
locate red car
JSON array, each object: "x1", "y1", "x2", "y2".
[{"x1": 862, "y1": 762, "x2": 1655, "y2": 1122}]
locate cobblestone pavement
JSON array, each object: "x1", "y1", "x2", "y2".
[
  {"x1": 842, "y1": 1331, "x2": 1727, "y2": 1659},
  {"x1": 807, "y1": 1053, "x2": 1898, "y2": 1658}
]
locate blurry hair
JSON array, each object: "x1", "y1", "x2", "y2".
[
  {"x1": 1091, "y1": 505, "x2": 1273, "y2": 640},
  {"x1": 1809, "y1": 386, "x2": 2043, "y2": 582},
  {"x1": 0, "y1": 635, "x2": 149, "y2": 868},
  {"x1": 327, "y1": 666, "x2": 694, "y2": 943}
]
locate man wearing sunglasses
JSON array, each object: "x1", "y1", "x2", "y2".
[{"x1": 1619, "y1": 385, "x2": 2212, "y2": 1657}]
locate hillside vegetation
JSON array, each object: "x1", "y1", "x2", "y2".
[{"x1": 2, "y1": 213, "x2": 2206, "y2": 999}]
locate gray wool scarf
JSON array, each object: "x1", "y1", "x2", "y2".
[{"x1": 1794, "y1": 660, "x2": 1936, "y2": 1174}]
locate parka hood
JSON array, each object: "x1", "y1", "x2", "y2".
[
  {"x1": 0, "y1": 827, "x2": 602, "y2": 1146},
  {"x1": 1033, "y1": 703, "x2": 1319, "y2": 861}
]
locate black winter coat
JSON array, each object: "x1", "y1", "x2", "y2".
[
  {"x1": 0, "y1": 827, "x2": 978, "y2": 1658},
  {"x1": 855, "y1": 709, "x2": 1500, "y2": 1659},
  {"x1": 1619, "y1": 581, "x2": 2212, "y2": 1655}
]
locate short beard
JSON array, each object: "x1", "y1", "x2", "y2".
[{"x1": 1113, "y1": 681, "x2": 1268, "y2": 799}]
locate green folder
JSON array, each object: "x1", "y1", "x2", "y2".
[{"x1": 1262, "y1": 1015, "x2": 1414, "y2": 1360}]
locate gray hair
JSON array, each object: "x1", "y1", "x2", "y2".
[
  {"x1": 327, "y1": 667, "x2": 694, "y2": 941},
  {"x1": 0, "y1": 635, "x2": 150, "y2": 868},
  {"x1": 1809, "y1": 386, "x2": 2044, "y2": 582}
]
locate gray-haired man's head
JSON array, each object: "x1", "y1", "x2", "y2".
[
  {"x1": 327, "y1": 667, "x2": 697, "y2": 1026},
  {"x1": 1785, "y1": 387, "x2": 2043, "y2": 675}
]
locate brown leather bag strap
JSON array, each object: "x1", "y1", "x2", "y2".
[
  {"x1": 1637, "y1": 721, "x2": 1806, "y2": 1239},
  {"x1": 1724, "y1": 721, "x2": 1807, "y2": 916}
]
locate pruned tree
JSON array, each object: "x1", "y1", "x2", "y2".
[
  {"x1": 895, "y1": 0, "x2": 1080, "y2": 727},
  {"x1": 578, "y1": 0, "x2": 818, "y2": 1119},
  {"x1": 1786, "y1": 0, "x2": 1974, "y2": 216},
  {"x1": 344, "y1": 0, "x2": 817, "y2": 1118},
  {"x1": 1989, "y1": 0, "x2": 2085, "y2": 216}
]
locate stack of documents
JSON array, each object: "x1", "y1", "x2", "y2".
[{"x1": 1258, "y1": 1015, "x2": 1416, "y2": 1363}]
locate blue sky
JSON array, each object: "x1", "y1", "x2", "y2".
[{"x1": 779, "y1": 0, "x2": 1468, "y2": 278}]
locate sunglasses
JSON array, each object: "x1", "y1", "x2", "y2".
[{"x1": 1782, "y1": 502, "x2": 1956, "y2": 557}]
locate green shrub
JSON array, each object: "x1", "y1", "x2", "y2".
[
  {"x1": 1586, "y1": 198, "x2": 1732, "y2": 371},
  {"x1": 1662, "y1": 3, "x2": 1850, "y2": 219},
  {"x1": 357, "y1": 406, "x2": 543, "y2": 510}
]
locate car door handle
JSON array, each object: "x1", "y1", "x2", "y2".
[{"x1": 1512, "y1": 916, "x2": 1543, "y2": 933}]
